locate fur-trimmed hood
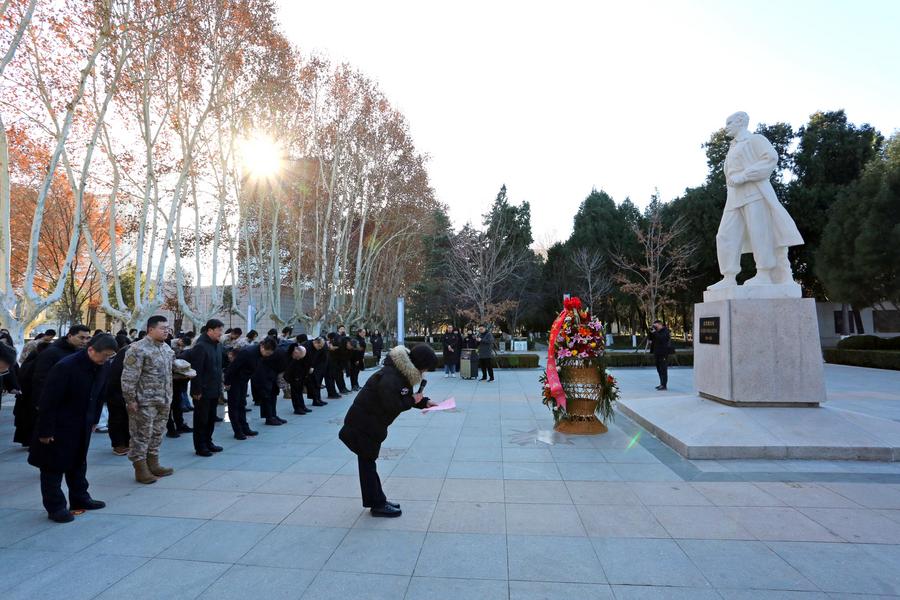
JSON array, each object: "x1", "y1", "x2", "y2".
[{"x1": 386, "y1": 346, "x2": 422, "y2": 387}]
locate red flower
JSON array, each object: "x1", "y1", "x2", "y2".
[{"x1": 563, "y1": 297, "x2": 582, "y2": 311}]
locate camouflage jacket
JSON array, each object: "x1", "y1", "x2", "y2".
[{"x1": 121, "y1": 336, "x2": 175, "y2": 405}]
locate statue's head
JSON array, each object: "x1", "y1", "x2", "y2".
[{"x1": 725, "y1": 111, "x2": 750, "y2": 138}]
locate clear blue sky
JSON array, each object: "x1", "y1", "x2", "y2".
[{"x1": 276, "y1": 0, "x2": 900, "y2": 246}]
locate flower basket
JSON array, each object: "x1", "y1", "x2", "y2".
[{"x1": 540, "y1": 297, "x2": 619, "y2": 435}]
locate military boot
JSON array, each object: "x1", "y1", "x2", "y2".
[
  {"x1": 146, "y1": 455, "x2": 174, "y2": 477},
  {"x1": 133, "y1": 459, "x2": 158, "y2": 484}
]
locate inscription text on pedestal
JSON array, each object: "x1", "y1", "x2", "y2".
[{"x1": 699, "y1": 317, "x2": 720, "y2": 345}]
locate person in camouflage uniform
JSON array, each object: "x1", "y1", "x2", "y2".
[{"x1": 121, "y1": 315, "x2": 175, "y2": 484}]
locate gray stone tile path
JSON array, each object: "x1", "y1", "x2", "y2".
[{"x1": 2, "y1": 364, "x2": 900, "y2": 598}]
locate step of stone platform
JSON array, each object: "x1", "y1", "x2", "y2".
[{"x1": 618, "y1": 394, "x2": 900, "y2": 461}]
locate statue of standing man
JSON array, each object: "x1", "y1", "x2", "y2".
[{"x1": 707, "y1": 112, "x2": 804, "y2": 292}]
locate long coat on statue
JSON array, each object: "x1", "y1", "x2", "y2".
[
  {"x1": 339, "y1": 346, "x2": 428, "y2": 461},
  {"x1": 724, "y1": 132, "x2": 804, "y2": 252}
]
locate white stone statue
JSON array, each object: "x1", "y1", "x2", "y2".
[{"x1": 705, "y1": 111, "x2": 804, "y2": 300}]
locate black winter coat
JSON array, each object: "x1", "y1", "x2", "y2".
[
  {"x1": 284, "y1": 344, "x2": 308, "y2": 385},
  {"x1": 224, "y1": 344, "x2": 263, "y2": 386},
  {"x1": 27, "y1": 350, "x2": 106, "y2": 472},
  {"x1": 251, "y1": 347, "x2": 287, "y2": 392},
  {"x1": 31, "y1": 337, "x2": 80, "y2": 408},
  {"x1": 650, "y1": 327, "x2": 672, "y2": 357},
  {"x1": 187, "y1": 333, "x2": 223, "y2": 399},
  {"x1": 14, "y1": 343, "x2": 47, "y2": 445},
  {"x1": 339, "y1": 348, "x2": 428, "y2": 461},
  {"x1": 442, "y1": 332, "x2": 461, "y2": 357},
  {"x1": 370, "y1": 334, "x2": 384, "y2": 353},
  {"x1": 103, "y1": 347, "x2": 128, "y2": 407},
  {"x1": 303, "y1": 341, "x2": 327, "y2": 378}
]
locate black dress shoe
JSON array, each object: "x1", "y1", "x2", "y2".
[
  {"x1": 351, "y1": 386, "x2": 361, "y2": 392},
  {"x1": 386, "y1": 500, "x2": 400, "y2": 509},
  {"x1": 209, "y1": 444, "x2": 224, "y2": 452},
  {"x1": 244, "y1": 430, "x2": 259, "y2": 437},
  {"x1": 657, "y1": 386, "x2": 667, "y2": 391},
  {"x1": 234, "y1": 433, "x2": 247, "y2": 440},
  {"x1": 276, "y1": 417, "x2": 287, "y2": 424},
  {"x1": 214, "y1": 415, "x2": 223, "y2": 422},
  {"x1": 370, "y1": 504, "x2": 402, "y2": 518},
  {"x1": 71, "y1": 499, "x2": 105, "y2": 510},
  {"x1": 293, "y1": 410, "x2": 307, "y2": 415},
  {"x1": 265, "y1": 417, "x2": 282, "y2": 426},
  {"x1": 488, "y1": 378, "x2": 494, "y2": 382},
  {"x1": 177, "y1": 424, "x2": 193, "y2": 433},
  {"x1": 166, "y1": 430, "x2": 180, "y2": 438},
  {"x1": 48, "y1": 510, "x2": 74, "y2": 523},
  {"x1": 196, "y1": 449, "x2": 213, "y2": 457}
]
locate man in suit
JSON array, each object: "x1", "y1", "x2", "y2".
[{"x1": 28, "y1": 334, "x2": 118, "y2": 523}]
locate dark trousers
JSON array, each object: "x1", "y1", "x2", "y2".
[
  {"x1": 327, "y1": 365, "x2": 347, "y2": 394},
  {"x1": 165, "y1": 396, "x2": 186, "y2": 434},
  {"x1": 479, "y1": 358, "x2": 494, "y2": 380},
  {"x1": 40, "y1": 462, "x2": 90, "y2": 515},
  {"x1": 373, "y1": 350, "x2": 382, "y2": 364},
  {"x1": 228, "y1": 380, "x2": 250, "y2": 435},
  {"x1": 107, "y1": 398, "x2": 130, "y2": 447},
  {"x1": 349, "y1": 364, "x2": 360, "y2": 389},
  {"x1": 655, "y1": 354, "x2": 668, "y2": 387},
  {"x1": 13, "y1": 394, "x2": 36, "y2": 445},
  {"x1": 357, "y1": 455, "x2": 386, "y2": 509},
  {"x1": 306, "y1": 375, "x2": 322, "y2": 404},
  {"x1": 290, "y1": 381, "x2": 307, "y2": 411},
  {"x1": 254, "y1": 384, "x2": 278, "y2": 419},
  {"x1": 336, "y1": 362, "x2": 349, "y2": 392},
  {"x1": 192, "y1": 396, "x2": 218, "y2": 451}
]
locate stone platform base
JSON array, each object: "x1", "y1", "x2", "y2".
[
  {"x1": 618, "y1": 394, "x2": 900, "y2": 461},
  {"x1": 694, "y1": 297, "x2": 826, "y2": 407}
]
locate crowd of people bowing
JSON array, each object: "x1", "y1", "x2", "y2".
[{"x1": 0, "y1": 318, "x2": 386, "y2": 523}]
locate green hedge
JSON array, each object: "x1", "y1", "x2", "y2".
[
  {"x1": 823, "y1": 348, "x2": 900, "y2": 370},
  {"x1": 836, "y1": 335, "x2": 900, "y2": 351},
  {"x1": 604, "y1": 352, "x2": 694, "y2": 368},
  {"x1": 434, "y1": 353, "x2": 539, "y2": 370}
]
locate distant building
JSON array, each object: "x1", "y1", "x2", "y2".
[{"x1": 816, "y1": 301, "x2": 900, "y2": 347}]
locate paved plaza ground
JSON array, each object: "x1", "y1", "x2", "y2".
[{"x1": 2, "y1": 364, "x2": 900, "y2": 599}]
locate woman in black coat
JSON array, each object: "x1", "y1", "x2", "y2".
[
  {"x1": 27, "y1": 334, "x2": 118, "y2": 522},
  {"x1": 339, "y1": 345, "x2": 437, "y2": 518}
]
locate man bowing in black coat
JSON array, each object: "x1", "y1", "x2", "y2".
[
  {"x1": 339, "y1": 345, "x2": 437, "y2": 518},
  {"x1": 28, "y1": 334, "x2": 119, "y2": 523}
]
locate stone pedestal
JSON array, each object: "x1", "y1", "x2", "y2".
[{"x1": 693, "y1": 297, "x2": 826, "y2": 407}]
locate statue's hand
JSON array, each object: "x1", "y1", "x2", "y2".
[{"x1": 730, "y1": 172, "x2": 746, "y2": 185}]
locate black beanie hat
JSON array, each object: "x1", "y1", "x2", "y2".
[{"x1": 409, "y1": 344, "x2": 437, "y2": 371}]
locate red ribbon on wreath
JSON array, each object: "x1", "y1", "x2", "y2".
[{"x1": 545, "y1": 297, "x2": 583, "y2": 411}]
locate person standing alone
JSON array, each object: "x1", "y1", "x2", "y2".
[
  {"x1": 649, "y1": 320, "x2": 671, "y2": 391},
  {"x1": 476, "y1": 325, "x2": 494, "y2": 382},
  {"x1": 121, "y1": 316, "x2": 176, "y2": 484}
]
